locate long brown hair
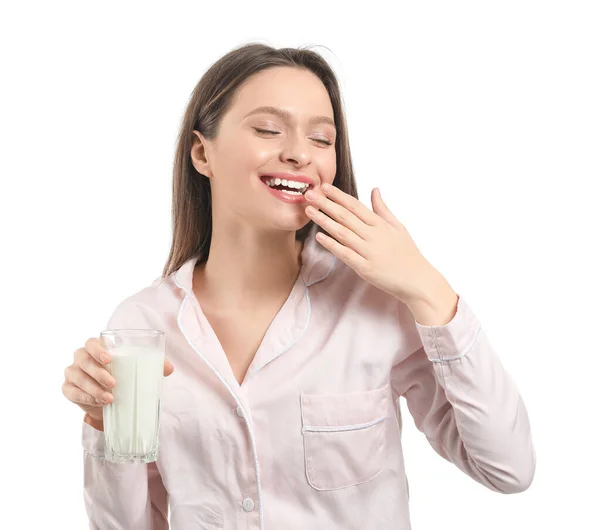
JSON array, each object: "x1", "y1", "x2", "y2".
[{"x1": 161, "y1": 42, "x2": 358, "y2": 279}]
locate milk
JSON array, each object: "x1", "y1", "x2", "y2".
[{"x1": 103, "y1": 345, "x2": 164, "y2": 463}]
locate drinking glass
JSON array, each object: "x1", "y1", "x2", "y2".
[{"x1": 100, "y1": 329, "x2": 165, "y2": 464}]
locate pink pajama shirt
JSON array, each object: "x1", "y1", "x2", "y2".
[{"x1": 82, "y1": 223, "x2": 536, "y2": 529}]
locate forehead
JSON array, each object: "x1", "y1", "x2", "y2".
[{"x1": 229, "y1": 67, "x2": 334, "y2": 123}]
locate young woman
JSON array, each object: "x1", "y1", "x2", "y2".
[{"x1": 62, "y1": 43, "x2": 536, "y2": 529}]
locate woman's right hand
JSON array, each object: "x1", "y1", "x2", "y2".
[{"x1": 62, "y1": 337, "x2": 175, "y2": 430}]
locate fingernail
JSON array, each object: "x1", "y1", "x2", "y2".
[
  {"x1": 95, "y1": 398, "x2": 102, "y2": 404},
  {"x1": 322, "y1": 183, "x2": 331, "y2": 192},
  {"x1": 101, "y1": 393, "x2": 112, "y2": 403},
  {"x1": 101, "y1": 353, "x2": 110, "y2": 363}
]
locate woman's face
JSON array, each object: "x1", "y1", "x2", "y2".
[{"x1": 192, "y1": 66, "x2": 337, "y2": 233}]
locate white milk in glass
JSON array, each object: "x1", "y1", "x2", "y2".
[{"x1": 103, "y1": 345, "x2": 164, "y2": 463}]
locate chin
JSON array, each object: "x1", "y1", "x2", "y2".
[{"x1": 263, "y1": 214, "x2": 310, "y2": 234}]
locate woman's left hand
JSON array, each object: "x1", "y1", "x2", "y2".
[{"x1": 304, "y1": 183, "x2": 446, "y2": 306}]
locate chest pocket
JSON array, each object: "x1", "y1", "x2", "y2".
[{"x1": 300, "y1": 384, "x2": 390, "y2": 491}]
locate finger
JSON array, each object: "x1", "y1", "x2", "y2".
[
  {"x1": 306, "y1": 206, "x2": 369, "y2": 258},
  {"x1": 315, "y1": 231, "x2": 369, "y2": 272},
  {"x1": 372, "y1": 188, "x2": 403, "y2": 229},
  {"x1": 321, "y1": 184, "x2": 381, "y2": 227},
  {"x1": 65, "y1": 365, "x2": 114, "y2": 404},
  {"x1": 84, "y1": 337, "x2": 111, "y2": 365},
  {"x1": 62, "y1": 381, "x2": 106, "y2": 407},
  {"x1": 306, "y1": 190, "x2": 370, "y2": 241},
  {"x1": 76, "y1": 351, "x2": 116, "y2": 390},
  {"x1": 164, "y1": 357, "x2": 175, "y2": 377},
  {"x1": 84, "y1": 412, "x2": 105, "y2": 430}
]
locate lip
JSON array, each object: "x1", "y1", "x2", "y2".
[
  {"x1": 258, "y1": 173, "x2": 314, "y2": 204},
  {"x1": 258, "y1": 173, "x2": 316, "y2": 189}
]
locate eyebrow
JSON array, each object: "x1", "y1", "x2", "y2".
[{"x1": 243, "y1": 106, "x2": 336, "y2": 128}]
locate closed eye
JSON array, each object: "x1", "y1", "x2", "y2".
[{"x1": 254, "y1": 128, "x2": 332, "y2": 146}]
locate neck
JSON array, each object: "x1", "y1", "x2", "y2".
[{"x1": 195, "y1": 222, "x2": 305, "y2": 313}]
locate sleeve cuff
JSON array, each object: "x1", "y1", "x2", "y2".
[
  {"x1": 82, "y1": 419, "x2": 106, "y2": 458},
  {"x1": 414, "y1": 295, "x2": 483, "y2": 362}
]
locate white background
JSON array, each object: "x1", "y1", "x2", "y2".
[{"x1": 1, "y1": 1, "x2": 598, "y2": 528}]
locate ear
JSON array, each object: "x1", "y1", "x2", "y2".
[{"x1": 191, "y1": 130, "x2": 213, "y2": 178}]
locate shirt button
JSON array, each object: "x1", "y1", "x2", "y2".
[
  {"x1": 236, "y1": 406, "x2": 244, "y2": 417},
  {"x1": 242, "y1": 498, "x2": 255, "y2": 512}
]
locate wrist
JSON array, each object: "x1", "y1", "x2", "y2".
[{"x1": 405, "y1": 271, "x2": 459, "y2": 326}]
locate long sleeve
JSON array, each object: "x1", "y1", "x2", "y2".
[
  {"x1": 390, "y1": 294, "x2": 536, "y2": 494},
  {"x1": 83, "y1": 422, "x2": 169, "y2": 529},
  {"x1": 82, "y1": 297, "x2": 169, "y2": 529}
]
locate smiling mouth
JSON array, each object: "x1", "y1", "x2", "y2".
[{"x1": 260, "y1": 176, "x2": 313, "y2": 195}]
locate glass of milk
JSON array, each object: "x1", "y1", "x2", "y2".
[{"x1": 100, "y1": 329, "x2": 165, "y2": 464}]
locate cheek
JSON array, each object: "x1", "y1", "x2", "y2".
[
  {"x1": 321, "y1": 155, "x2": 337, "y2": 184},
  {"x1": 234, "y1": 139, "x2": 274, "y2": 169},
  {"x1": 214, "y1": 141, "x2": 266, "y2": 183}
]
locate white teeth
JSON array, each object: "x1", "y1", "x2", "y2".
[{"x1": 264, "y1": 177, "x2": 310, "y2": 193}]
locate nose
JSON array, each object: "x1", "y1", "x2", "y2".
[{"x1": 280, "y1": 133, "x2": 311, "y2": 166}]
